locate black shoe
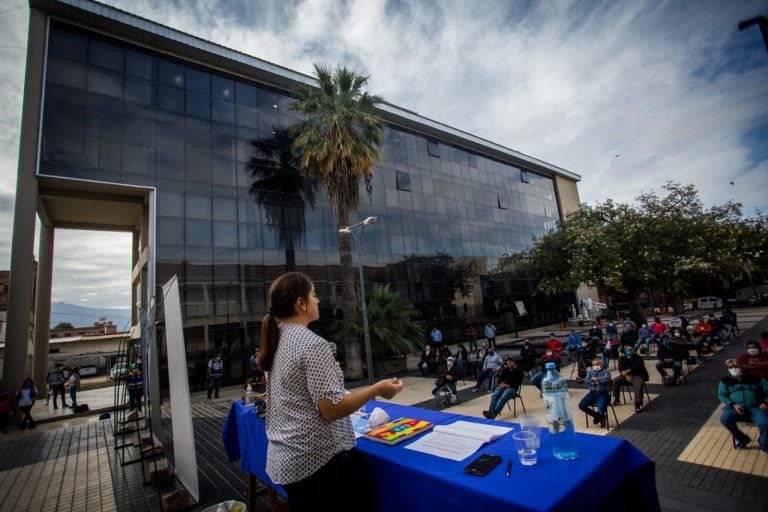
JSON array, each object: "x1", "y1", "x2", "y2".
[
  {"x1": 634, "y1": 404, "x2": 643, "y2": 413},
  {"x1": 599, "y1": 415, "x2": 607, "y2": 427},
  {"x1": 592, "y1": 415, "x2": 601, "y2": 425},
  {"x1": 482, "y1": 410, "x2": 494, "y2": 419},
  {"x1": 612, "y1": 399, "x2": 621, "y2": 406},
  {"x1": 54, "y1": 405, "x2": 59, "y2": 410}
]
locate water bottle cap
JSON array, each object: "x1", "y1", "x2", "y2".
[{"x1": 545, "y1": 362, "x2": 556, "y2": 370}]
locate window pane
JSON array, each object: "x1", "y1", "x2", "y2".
[
  {"x1": 212, "y1": 99, "x2": 235, "y2": 124},
  {"x1": 186, "y1": 194, "x2": 211, "y2": 219},
  {"x1": 186, "y1": 68, "x2": 210, "y2": 94},
  {"x1": 213, "y1": 221, "x2": 238, "y2": 247},
  {"x1": 125, "y1": 78, "x2": 152, "y2": 104},
  {"x1": 87, "y1": 68, "x2": 123, "y2": 98},
  {"x1": 235, "y1": 82, "x2": 258, "y2": 106},
  {"x1": 212, "y1": 75, "x2": 234, "y2": 100},
  {"x1": 47, "y1": 57, "x2": 86, "y2": 89},
  {"x1": 89, "y1": 41, "x2": 123, "y2": 72},
  {"x1": 159, "y1": 60, "x2": 185, "y2": 87},
  {"x1": 49, "y1": 29, "x2": 87, "y2": 61},
  {"x1": 157, "y1": 188, "x2": 184, "y2": 217},
  {"x1": 186, "y1": 91, "x2": 211, "y2": 119},
  {"x1": 186, "y1": 219, "x2": 211, "y2": 246},
  {"x1": 126, "y1": 51, "x2": 153, "y2": 80},
  {"x1": 158, "y1": 217, "x2": 184, "y2": 244},
  {"x1": 158, "y1": 85, "x2": 184, "y2": 113}
]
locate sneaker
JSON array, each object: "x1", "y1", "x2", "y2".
[
  {"x1": 634, "y1": 404, "x2": 643, "y2": 413},
  {"x1": 482, "y1": 410, "x2": 494, "y2": 419},
  {"x1": 734, "y1": 441, "x2": 748, "y2": 450}
]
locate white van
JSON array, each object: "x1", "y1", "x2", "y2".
[{"x1": 696, "y1": 296, "x2": 723, "y2": 310}]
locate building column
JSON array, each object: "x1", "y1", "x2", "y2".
[
  {"x1": 32, "y1": 225, "x2": 54, "y2": 386},
  {"x1": 3, "y1": 8, "x2": 46, "y2": 389}
]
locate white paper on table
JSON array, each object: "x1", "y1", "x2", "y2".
[{"x1": 403, "y1": 420, "x2": 513, "y2": 461}]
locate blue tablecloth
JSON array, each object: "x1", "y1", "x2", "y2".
[{"x1": 222, "y1": 400, "x2": 660, "y2": 511}]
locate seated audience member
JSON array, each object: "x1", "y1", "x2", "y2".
[
  {"x1": 575, "y1": 339, "x2": 597, "y2": 383},
  {"x1": 578, "y1": 358, "x2": 612, "y2": 427},
  {"x1": 482, "y1": 358, "x2": 525, "y2": 419},
  {"x1": 472, "y1": 348, "x2": 503, "y2": 392},
  {"x1": 737, "y1": 340, "x2": 768, "y2": 380},
  {"x1": 694, "y1": 316, "x2": 713, "y2": 341},
  {"x1": 651, "y1": 317, "x2": 667, "y2": 341},
  {"x1": 418, "y1": 344, "x2": 436, "y2": 375},
  {"x1": 531, "y1": 349, "x2": 562, "y2": 390},
  {"x1": 519, "y1": 339, "x2": 538, "y2": 374},
  {"x1": 468, "y1": 346, "x2": 487, "y2": 377},
  {"x1": 611, "y1": 346, "x2": 649, "y2": 412},
  {"x1": 621, "y1": 318, "x2": 636, "y2": 334},
  {"x1": 588, "y1": 322, "x2": 603, "y2": 341},
  {"x1": 565, "y1": 330, "x2": 582, "y2": 361},
  {"x1": 454, "y1": 343, "x2": 469, "y2": 372},
  {"x1": 655, "y1": 331, "x2": 687, "y2": 385},
  {"x1": 635, "y1": 322, "x2": 654, "y2": 353},
  {"x1": 667, "y1": 315, "x2": 683, "y2": 332},
  {"x1": 605, "y1": 321, "x2": 618, "y2": 338},
  {"x1": 602, "y1": 334, "x2": 619, "y2": 367},
  {"x1": 546, "y1": 333, "x2": 564, "y2": 355},
  {"x1": 431, "y1": 356, "x2": 461, "y2": 405},
  {"x1": 718, "y1": 359, "x2": 768, "y2": 451},
  {"x1": 620, "y1": 325, "x2": 636, "y2": 348}
]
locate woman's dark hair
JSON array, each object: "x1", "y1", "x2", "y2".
[
  {"x1": 259, "y1": 272, "x2": 314, "y2": 372},
  {"x1": 71, "y1": 366, "x2": 80, "y2": 374}
]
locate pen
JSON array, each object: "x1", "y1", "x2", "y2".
[{"x1": 506, "y1": 459, "x2": 513, "y2": 478}]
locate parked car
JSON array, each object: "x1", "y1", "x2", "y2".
[
  {"x1": 696, "y1": 296, "x2": 723, "y2": 310},
  {"x1": 110, "y1": 362, "x2": 129, "y2": 380},
  {"x1": 79, "y1": 364, "x2": 98, "y2": 377}
]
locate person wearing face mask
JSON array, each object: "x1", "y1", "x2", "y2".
[
  {"x1": 611, "y1": 346, "x2": 649, "y2": 412},
  {"x1": 482, "y1": 358, "x2": 524, "y2": 419},
  {"x1": 472, "y1": 348, "x2": 503, "y2": 392},
  {"x1": 431, "y1": 356, "x2": 461, "y2": 406},
  {"x1": 531, "y1": 349, "x2": 562, "y2": 390},
  {"x1": 418, "y1": 344, "x2": 436, "y2": 375},
  {"x1": 635, "y1": 322, "x2": 654, "y2": 354},
  {"x1": 718, "y1": 359, "x2": 768, "y2": 451},
  {"x1": 578, "y1": 358, "x2": 612, "y2": 427},
  {"x1": 737, "y1": 340, "x2": 768, "y2": 380},
  {"x1": 655, "y1": 331, "x2": 687, "y2": 385},
  {"x1": 575, "y1": 339, "x2": 597, "y2": 383}
]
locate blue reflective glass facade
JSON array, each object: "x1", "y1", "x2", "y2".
[{"x1": 39, "y1": 21, "x2": 573, "y2": 359}]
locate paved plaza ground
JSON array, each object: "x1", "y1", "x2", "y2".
[{"x1": 0, "y1": 308, "x2": 767, "y2": 511}]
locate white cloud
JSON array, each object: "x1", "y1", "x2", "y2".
[{"x1": 1, "y1": 0, "x2": 767, "y2": 308}]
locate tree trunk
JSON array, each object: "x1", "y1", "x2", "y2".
[{"x1": 337, "y1": 209, "x2": 364, "y2": 380}]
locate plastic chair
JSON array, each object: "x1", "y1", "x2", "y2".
[
  {"x1": 584, "y1": 402, "x2": 619, "y2": 431},
  {"x1": 505, "y1": 385, "x2": 526, "y2": 417}
]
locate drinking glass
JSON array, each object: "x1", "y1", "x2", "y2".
[{"x1": 512, "y1": 430, "x2": 538, "y2": 466}]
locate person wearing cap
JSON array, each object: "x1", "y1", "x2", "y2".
[
  {"x1": 431, "y1": 356, "x2": 461, "y2": 405},
  {"x1": 718, "y1": 359, "x2": 768, "y2": 451},
  {"x1": 46, "y1": 362, "x2": 68, "y2": 409},
  {"x1": 207, "y1": 352, "x2": 224, "y2": 400},
  {"x1": 482, "y1": 358, "x2": 524, "y2": 419},
  {"x1": 737, "y1": 340, "x2": 768, "y2": 380},
  {"x1": 127, "y1": 362, "x2": 144, "y2": 412}
]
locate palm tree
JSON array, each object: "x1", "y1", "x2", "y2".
[
  {"x1": 246, "y1": 129, "x2": 318, "y2": 272},
  {"x1": 291, "y1": 64, "x2": 384, "y2": 380}
]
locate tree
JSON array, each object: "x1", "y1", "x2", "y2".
[
  {"x1": 337, "y1": 284, "x2": 425, "y2": 359},
  {"x1": 291, "y1": 64, "x2": 384, "y2": 379},
  {"x1": 53, "y1": 322, "x2": 74, "y2": 329},
  {"x1": 246, "y1": 128, "x2": 319, "y2": 271},
  {"x1": 499, "y1": 182, "x2": 759, "y2": 323}
]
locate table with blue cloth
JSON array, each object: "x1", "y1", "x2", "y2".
[{"x1": 222, "y1": 399, "x2": 660, "y2": 512}]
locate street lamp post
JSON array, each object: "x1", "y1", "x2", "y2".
[{"x1": 340, "y1": 216, "x2": 377, "y2": 385}]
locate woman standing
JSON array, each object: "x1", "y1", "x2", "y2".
[
  {"x1": 260, "y1": 272, "x2": 404, "y2": 511},
  {"x1": 65, "y1": 367, "x2": 80, "y2": 410},
  {"x1": 15, "y1": 378, "x2": 38, "y2": 430}
]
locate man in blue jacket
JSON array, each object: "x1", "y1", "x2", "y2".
[{"x1": 718, "y1": 359, "x2": 768, "y2": 451}]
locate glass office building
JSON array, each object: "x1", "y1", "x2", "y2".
[{"x1": 7, "y1": 0, "x2": 581, "y2": 385}]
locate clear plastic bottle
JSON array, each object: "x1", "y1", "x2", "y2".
[
  {"x1": 542, "y1": 362, "x2": 579, "y2": 460},
  {"x1": 245, "y1": 384, "x2": 253, "y2": 405}
]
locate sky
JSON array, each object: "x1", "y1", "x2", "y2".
[{"x1": 0, "y1": 0, "x2": 767, "y2": 311}]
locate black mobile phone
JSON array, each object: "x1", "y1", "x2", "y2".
[{"x1": 463, "y1": 453, "x2": 503, "y2": 476}]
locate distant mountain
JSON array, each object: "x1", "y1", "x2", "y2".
[{"x1": 50, "y1": 302, "x2": 131, "y2": 331}]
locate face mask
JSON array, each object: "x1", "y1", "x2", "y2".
[
  {"x1": 581, "y1": 343, "x2": 588, "y2": 347},
  {"x1": 546, "y1": 351, "x2": 552, "y2": 356},
  {"x1": 641, "y1": 324, "x2": 647, "y2": 328},
  {"x1": 674, "y1": 333, "x2": 680, "y2": 337},
  {"x1": 728, "y1": 368, "x2": 742, "y2": 378},
  {"x1": 748, "y1": 348, "x2": 760, "y2": 356},
  {"x1": 592, "y1": 366, "x2": 602, "y2": 372},
  {"x1": 625, "y1": 350, "x2": 634, "y2": 356}
]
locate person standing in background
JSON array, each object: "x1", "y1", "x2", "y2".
[
  {"x1": 484, "y1": 322, "x2": 497, "y2": 349},
  {"x1": 207, "y1": 352, "x2": 224, "y2": 400},
  {"x1": 65, "y1": 367, "x2": 80, "y2": 410},
  {"x1": 127, "y1": 363, "x2": 144, "y2": 412},
  {"x1": 15, "y1": 378, "x2": 38, "y2": 430},
  {"x1": 46, "y1": 363, "x2": 67, "y2": 409}
]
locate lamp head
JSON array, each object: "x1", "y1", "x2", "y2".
[
  {"x1": 363, "y1": 216, "x2": 378, "y2": 226},
  {"x1": 339, "y1": 227, "x2": 351, "y2": 234}
]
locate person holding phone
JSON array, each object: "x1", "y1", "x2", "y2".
[{"x1": 260, "y1": 272, "x2": 404, "y2": 511}]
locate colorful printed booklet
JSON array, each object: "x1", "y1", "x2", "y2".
[{"x1": 363, "y1": 417, "x2": 434, "y2": 445}]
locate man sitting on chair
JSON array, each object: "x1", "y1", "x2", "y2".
[
  {"x1": 472, "y1": 348, "x2": 503, "y2": 392},
  {"x1": 737, "y1": 340, "x2": 768, "y2": 380},
  {"x1": 431, "y1": 356, "x2": 461, "y2": 405},
  {"x1": 482, "y1": 358, "x2": 525, "y2": 419},
  {"x1": 718, "y1": 359, "x2": 768, "y2": 451},
  {"x1": 611, "y1": 346, "x2": 649, "y2": 412},
  {"x1": 578, "y1": 358, "x2": 612, "y2": 427}
]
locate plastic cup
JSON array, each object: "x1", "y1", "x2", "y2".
[
  {"x1": 512, "y1": 430, "x2": 538, "y2": 466},
  {"x1": 517, "y1": 412, "x2": 541, "y2": 450}
]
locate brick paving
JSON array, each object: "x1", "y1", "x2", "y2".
[{"x1": 0, "y1": 309, "x2": 766, "y2": 511}]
